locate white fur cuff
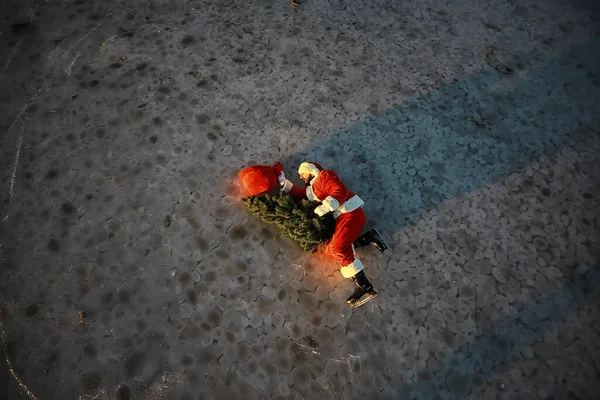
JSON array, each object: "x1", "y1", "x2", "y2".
[
  {"x1": 340, "y1": 259, "x2": 364, "y2": 278},
  {"x1": 321, "y1": 196, "x2": 340, "y2": 212}
]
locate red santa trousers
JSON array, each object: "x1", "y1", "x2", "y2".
[{"x1": 323, "y1": 207, "x2": 367, "y2": 266}]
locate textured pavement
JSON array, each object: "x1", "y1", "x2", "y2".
[{"x1": 1, "y1": 0, "x2": 600, "y2": 399}]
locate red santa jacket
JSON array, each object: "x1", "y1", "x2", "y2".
[{"x1": 287, "y1": 166, "x2": 364, "y2": 218}]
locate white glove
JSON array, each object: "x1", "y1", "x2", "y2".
[
  {"x1": 276, "y1": 171, "x2": 286, "y2": 183},
  {"x1": 280, "y1": 178, "x2": 293, "y2": 192},
  {"x1": 314, "y1": 205, "x2": 329, "y2": 217}
]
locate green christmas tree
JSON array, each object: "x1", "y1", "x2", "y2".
[{"x1": 241, "y1": 192, "x2": 335, "y2": 253}]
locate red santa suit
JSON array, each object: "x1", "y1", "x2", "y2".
[{"x1": 280, "y1": 162, "x2": 366, "y2": 278}]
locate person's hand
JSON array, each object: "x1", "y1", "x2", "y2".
[
  {"x1": 276, "y1": 171, "x2": 286, "y2": 183},
  {"x1": 280, "y1": 177, "x2": 293, "y2": 192},
  {"x1": 314, "y1": 205, "x2": 328, "y2": 217}
]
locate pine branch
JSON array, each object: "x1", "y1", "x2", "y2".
[{"x1": 241, "y1": 192, "x2": 334, "y2": 253}]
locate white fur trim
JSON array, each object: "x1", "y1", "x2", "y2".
[
  {"x1": 314, "y1": 205, "x2": 328, "y2": 216},
  {"x1": 321, "y1": 196, "x2": 340, "y2": 212},
  {"x1": 306, "y1": 185, "x2": 320, "y2": 201},
  {"x1": 332, "y1": 195, "x2": 364, "y2": 218},
  {"x1": 280, "y1": 179, "x2": 293, "y2": 192},
  {"x1": 298, "y1": 162, "x2": 320, "y2": 177},
  {"x1": 340, "y1": 259, "x2": 364, "y2": 278}
]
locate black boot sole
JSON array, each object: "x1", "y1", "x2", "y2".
[
  {"x1": 370, "y1": 229, "x2": 389, "y2": 252},
  {"x1": 348, "y1": 291, "x2": 378, "y2": 308}
]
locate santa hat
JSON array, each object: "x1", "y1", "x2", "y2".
[
  {"x1": 298, "y1": 162, "x2": 323, "y2": 177},
  {"x1": 239, "y1": 162, "x2": 283, "y2": 196}
]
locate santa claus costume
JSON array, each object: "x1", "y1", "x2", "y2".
[{"x1": 279, "y1": 162, "x2": 388, "y2": 307}]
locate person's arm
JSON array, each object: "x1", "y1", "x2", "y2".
[
  {"x1": 278, "y1": 172, "x2": 307, "y2": 199},
  {"x1": 314, "y1": 171, "x2": 349, "y2": 216}
]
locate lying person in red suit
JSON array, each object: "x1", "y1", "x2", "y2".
[{"x1": 278, "y1": 162, "x2": 388, "y2": 308}]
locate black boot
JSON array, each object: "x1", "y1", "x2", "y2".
[
  {"x1": 346, "y1": 270, "x2": 378, "y2": 308},
  {"x1": 353, "y1": 229, "x2": 389, "y2": 253},
  {"x1": 353, "y1": 232, "x2": 371, "y2": 249}
]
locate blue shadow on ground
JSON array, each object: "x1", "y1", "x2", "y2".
[
  {"x1": 281, "y1": 36, "x2": 600, "y2": 234},
  {"x1": 399, "y1": 263, "x2": 600, "y2": 399},
  {"x1": 280, "y1": 34, "x2": 600, "y2": 398}
]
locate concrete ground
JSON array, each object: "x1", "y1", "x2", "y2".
[{"x1": 1, "y1": 0, "x2": 600, "y2": 399}]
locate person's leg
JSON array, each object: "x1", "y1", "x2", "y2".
[
  {"x1": 323, "y1": 210, "x2": 377, "y2": 307},
  {"x1": 353, "y1": 229, "x2": 389, "y2": 252},
  {"x1": 346, "y1": 269, "x2": 377, "y2": 307},
  {"x1": 324, "y1": 209, "x2": 366, "y2": 269}
]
